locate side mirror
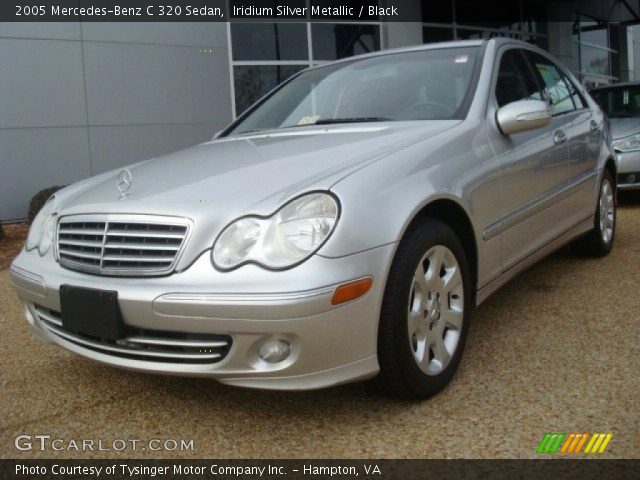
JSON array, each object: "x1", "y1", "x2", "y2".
[{"x1": 496, "y1": 99, "x2": 551, "y2": 135}]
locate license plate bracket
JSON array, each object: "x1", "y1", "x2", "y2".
[{"x1": 60, "y1": 285, "x2": 124, "y2": 340}]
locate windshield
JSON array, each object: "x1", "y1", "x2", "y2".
[
  {"x1": 226, "y1": 46, "x2": 481, "y2": 136},
  {"x1": 591, "y1": 85, "x2": 640, "y2": 118}
]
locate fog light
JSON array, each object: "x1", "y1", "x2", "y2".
[
  {"x1": 258, "y1": 338, "x2": 291, "y2": 363},
  {"x1": 627, "y1": 173, "x2": 637, "y2": 184}
]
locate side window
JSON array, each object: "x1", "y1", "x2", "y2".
[
  {"x1": 495, "y1": 49, "x2": 543, "y2": 107},
  {"x1": 565, "y1": 76, "x2": 587, "y2": 109},
  {"x1": 527, "y1": 52, "x2": 577, "y2": 115}
]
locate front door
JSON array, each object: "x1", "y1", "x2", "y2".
[{"x1": 487, "y1": 47, "x2": 571, "y2": 271}]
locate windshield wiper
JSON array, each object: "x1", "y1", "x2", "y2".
[{"x1": 313, "y1": 117, "x2": 392, "y2": 125}]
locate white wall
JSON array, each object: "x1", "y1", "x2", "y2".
[{"x1": 0, "y1": 22, "x2": 232, "y2": 220}]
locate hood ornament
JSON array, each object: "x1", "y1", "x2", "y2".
[{"x1": 117, "y1": 169, "x2": 132, "y2": 198}]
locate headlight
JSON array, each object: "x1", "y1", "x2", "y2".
[
  {"x1": 212, "y1": 192, "x2": 339, "y2": 270},
  {"x1": 612, "y1": 133, "x2": 640, "y2": 152},
  {"x1": 25, "y1": 198, "x2": 56, "y2": 255}
]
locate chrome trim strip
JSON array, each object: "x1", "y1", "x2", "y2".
[
  {"x1": 483, "y1": 171, "x2": 598, "y2": 240},
  {"x1": 34, "y1": 307, "x2": 231, "y2": 361},
  {"x1": 152, "y1": 284, "x2": 341, "y2": 319},
  {"x1": 34, "y1": 307, "x2": 62, "y2": 327},
  {"x1": 477, "y1": 215, "x2": 594, "y2": 305},
  {"x1": 156, "y1": 286, "x2": 336, "y2": 304},
  {"x1": 41, "y1": 322, "x2": 224, "y2": 361},
  {"x1": 119, "y1": 336, "x2": 229, "y2": 348}
]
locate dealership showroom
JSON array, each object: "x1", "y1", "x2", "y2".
[{"x1": 0, "y1": 0, "x2": 639, "y2": 472}]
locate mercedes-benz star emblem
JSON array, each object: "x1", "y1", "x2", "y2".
[{"x1": 117, "y1": 169, "x2": 133, "y2": 198}]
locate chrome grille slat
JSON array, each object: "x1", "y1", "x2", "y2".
[
  {"x1": 104, "y1": 242, "x2": 181, "y2": 251},
  {"x1": 59, "y1": 250, "x2": 103, "y2": 260},
  {"x1": 59, "y1": 228, "x2": 106, "y2": 236},
  {"x1": 58, "y1": 239, "x2": 104, "y2": 248},
  {"x1": 36, "y1": 308, "x2": 63, "y2": 327},
  {"x1": 102, "y1": 255, "x2": 174, "y2": 263},
  {"x1": 106, "y1": 230, "x2": 185, "y2": 239},
  {"x1": 34, "y1": 307, "x2": 231, "y2": 364},
  {"x1": 56, "y1": 215, "x2": 190, "y2": 276},
  {"x1": 120, "y1": 336, "x2": 229, "y2": 348}
]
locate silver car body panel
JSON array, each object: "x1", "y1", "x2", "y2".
[
  {"x1": 11, "y1": 38, "x2": 613, "y2": 389},
  {"x1": 590, "y1": 83, "x2": 640, "y2": 189},
  {"x1": 609, "y1": 117, "x2": 640, "y2": 189}
]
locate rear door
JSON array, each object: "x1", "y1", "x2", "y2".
[{"x1": 525, "y1": 51, "x2": 601, "y2": 224}]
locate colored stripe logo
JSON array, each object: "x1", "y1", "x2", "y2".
[{"x1": 536, "y1": 433, "x2": 613, "y2": 454}]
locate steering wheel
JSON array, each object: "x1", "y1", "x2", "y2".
[{"x1": 402, "y1": 99, "x2": 455, "y2": 119}]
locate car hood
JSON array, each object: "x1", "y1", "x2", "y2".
[
  {"x1": 54, "y1": 121, "x2": 459, "y2": 268},
  {"x1": 608, "y1": 117, "x2": 640, "y2": 139}
]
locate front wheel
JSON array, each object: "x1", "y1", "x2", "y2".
[
  {"x1": 572, "y1": 170, "x2": 616, "y2": 257},
  {"x1": 374, "y1": 218, "x2": 472, "y2": 400}
]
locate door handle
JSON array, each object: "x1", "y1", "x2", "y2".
[
  {"x1": 590, "y1": 120, "x2": 600, "y2": 134},
  {"x1": 553, "y1": 129, "x2": 567, "y2": 145}
]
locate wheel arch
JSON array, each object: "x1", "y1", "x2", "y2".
[
  {"x1": 604, "y1": 156, "x2": 617, "y2": 190},
  {"x1": 402, "y1": 197, "x2": 479, "y2": 305}
]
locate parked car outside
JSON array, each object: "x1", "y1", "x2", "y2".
[
  {"x1": 11, "y1": 39, "x2": 616, "y2": 399},
  {"x1": 591, "y1": 81, "x2": 640, "y2": 190}
]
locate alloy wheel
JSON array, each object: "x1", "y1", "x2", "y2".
[{"x1": 599, "y1": 179, "x2": 615, "y2": 245}]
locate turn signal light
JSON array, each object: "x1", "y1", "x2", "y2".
[{"x1": 331, "y1": 278, "x2": 373, "y2": 305}]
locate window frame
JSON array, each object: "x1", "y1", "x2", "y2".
[
  {"x1": 493, "y1": 47, "x2": 544, "y2": 108},
  {"x1": 524, "y1": 49, "x2": 589, "y2": 117}
]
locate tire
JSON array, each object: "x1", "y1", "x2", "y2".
[
  {"x1": 374, "y1": 218, "x2": 472, "y2": 400},
  {"x1": 572, "y1": 170, "x2": 616, "y2": 257}
]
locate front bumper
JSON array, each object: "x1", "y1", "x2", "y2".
[
  {"x1": 616, "y1": 151, "x2": 640, "y2": 190},
  {"x1": 10, "y1": 244, "x2": 395, "y2": 390}
]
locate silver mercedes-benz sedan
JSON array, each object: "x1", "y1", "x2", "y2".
[
  {"x1": 11, "y1": 38, "x2": 616, "y2": 399},
  {"x1": 590, "y1": 81, "x2": 640, "y2": 190}
]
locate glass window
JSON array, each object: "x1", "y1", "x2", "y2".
[
  {"x1": 423, "y1": 26, "x2": 454, "y2": 43},
  {"x1": 421, "y1": 0, "x2": 453, "y2": 23},
  {"x1": 455, "y1": 0, "x2": 520, "y2": 29},
  {"x1": 231, "y1": 23, "x2": 308, "y2": 61},
  {"x1": 495, "y1": 49, "x2": 542, "y2": 107},
  {"x1": 527, "y1": 52, "x2": 576, "y2": 115},
  {"x1": 312, "y1": 0, "x2": 379, "y2": 20},
  {"x1": 579, "y1": 21, "x2": 608, "y2": 47},
  {"x1": 233, "y1": 65, "x2": 307, "y2": 115},
  {"x1": 580, "y1": 45, "x2": 610, "y2": 76},
  {"x1": 522, "y1": 1, "x2": 547, "y2": 33},
  {"x1": 591, "y1": 86, "x2": 640, "y2": 118},
  {"x1": 230, "y1": 0, "x2": 306, "y2": 18},
  {"x1": 311, "y1": 24, "x2": 380, "y2": 61},
  {"x1": 227, "y1": 47, "x2": 482, "y2": 136}
]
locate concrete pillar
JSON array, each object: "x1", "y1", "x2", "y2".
[{"x1": 547, "y1": 22, "x2": 579, "y2": 76}]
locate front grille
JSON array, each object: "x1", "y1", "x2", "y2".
[
  {"x1": 56, "y1": 215, "x2": 190, "y2": 276},
  {"x1": 35, "y1": 306, "x2": 232, "y2": 364}
]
